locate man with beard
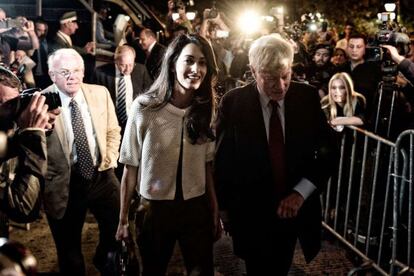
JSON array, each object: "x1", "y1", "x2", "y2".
[
  {"x1": 31, "y1": 18, "x2": 51, "y2": 89},
  {"x1": 306, "y1": 43, "x2": 335, "y2": 98}
]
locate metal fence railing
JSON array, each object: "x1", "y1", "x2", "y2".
[{"x1": 321, "y1": 126, "x2": 414, "y2": 275}]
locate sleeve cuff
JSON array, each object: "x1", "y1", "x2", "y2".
[{"x1": 293, "y1": 178, "x2": 317, "y2": 200}]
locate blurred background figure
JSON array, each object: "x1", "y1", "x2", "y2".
[
  {"x1": 331, "y1": 47, "x2": 348, "y2": 67},
  {"x1": 9, "y1": 50, "x2": 36, "y2": 89},
  {"x1": 0, "y1": 238, "x2": 37, "y2": 276},
  {"x1": 96, "y1": 4, "x2": 116, "y2": 49},
  {"x1": 138, "y1": 28, "x2": 165, "y2": 80},
  {"x1": 30, "y1": 18, "x2": 51, "y2": 89}
]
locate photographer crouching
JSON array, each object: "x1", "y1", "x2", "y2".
[{"x1": 0, "y1": 66, "x2": 60, "y2": 237}]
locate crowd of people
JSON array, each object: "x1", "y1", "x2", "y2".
[{"x1": 0, "y1": 1, "x2": 414, "y2": 275}]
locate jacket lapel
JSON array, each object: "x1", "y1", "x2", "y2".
[
  {"x1": 82, "y1": 84, "x2": 104, "y2": 160},
  {"x1": 54, "y1": 112, "x2": 71, "y2": 165}
]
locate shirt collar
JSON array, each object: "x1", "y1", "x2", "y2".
[
  {"x1": 57, "y1": 30, "x2": 72, "y2": 46},
  {"x1": 115, "y1": 67, "x2": 131, "y2": 79},
  {"x1": 255, "y1": 83, "x2": 284, "y2": 110},
  {"x1": 148, "y1": 41, "x2": 156, "y2": 53},
  {"x1": 55, "y1": 84, "x2": 84, "y2": 108}
]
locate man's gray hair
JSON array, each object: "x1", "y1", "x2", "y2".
[
  {"x1": 47, "y1": 48, "x2": 84, "y2": 72},
  {"x1": 248, "y1": 34, "x2": 294, "y2": 73}
]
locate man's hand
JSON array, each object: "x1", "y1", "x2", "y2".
[
  {"x1": 381, "y1": 44, "x2": 405, "y2": 64},
  {"x1": 22, "y1": 20, "x2": 35, "y2": 34},
  {"x1": 277, "y1": 191, "x2": 304, "y2": 219},
  {"x1": 84, "y1": 41, "x2": 96, "y2": 55},
  {"x1": 17, "y1": 93, "x2": 61, "y2": 130}
]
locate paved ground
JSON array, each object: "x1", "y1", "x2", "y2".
[{"x1": 9, "y1": 213, "x2": 354, "y2": 275}]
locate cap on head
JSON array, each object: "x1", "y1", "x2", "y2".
[{"x1": 60, "y1": 11, "x2": 77, "y2": 24}]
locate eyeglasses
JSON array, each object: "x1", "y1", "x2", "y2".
[{"x1": 54, "y1": 69, "x2": 83, "y2": 79}]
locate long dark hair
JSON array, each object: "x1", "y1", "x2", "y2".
[{"x1": 140, "y1": 33, "x2": 218, "y2": 144}]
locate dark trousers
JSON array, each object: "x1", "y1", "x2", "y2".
[
  {"x1": 243, "y1": 219, "x2": 298, "y2": 276},
  {"x1": 137, "y1": 195, "x2": 214, "y2": 276},
  {"x1": 47, "y1": 168, "x2": 120, "y2": 276}
]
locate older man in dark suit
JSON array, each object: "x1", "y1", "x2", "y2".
[
  {"x1": 94, "y1": 45, "x2": 152, "y2": 130},
  {"x1": 43, "y1": 48, "x2": 121, "y2": 276},
  {"x1": 215, "y1": 34, "x2": 338, "y2": 275}
]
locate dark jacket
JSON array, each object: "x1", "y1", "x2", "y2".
[
  {"x1": 215, "y1": 81, "x2": 337, "y2": 262},
  {"x1": 145, "y1": 42, "x2": 166, "y2": 80},
  {"x1": 94, "y1": 63, "x2": 152, "y2": 106}
]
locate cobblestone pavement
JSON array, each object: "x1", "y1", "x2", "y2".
[{"x1": 10, "y1": 214, "x2": 354, "y2": 275}]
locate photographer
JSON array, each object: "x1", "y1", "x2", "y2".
[
  {"x1": 0, "y1": 66, "x2": 60, "y2": 237},
  {"x1": 382, "y1": 44, "x2": 414, "y2": 84},
  {"x1": 0, "y1": 14, "x2": 39, "y2": 66},
  {"x1": 166, "y1": 0, "x2": 193, "y2": 39}
]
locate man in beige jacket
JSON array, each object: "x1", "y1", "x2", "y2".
[{"x1": 42, "y1": 48, "x2": 121, "y2": 275}]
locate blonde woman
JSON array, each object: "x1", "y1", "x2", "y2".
[{"x1": 321, "y1": 72, "x2": 366, "y2": 131}]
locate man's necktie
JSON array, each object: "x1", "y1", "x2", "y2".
[
  {"x1": 116, "y1": 75, "x2": 127, "y2": 125},
  {"x1": 70, "y1": 99, "x2": 95, "y2": 180},
  {"x1": 268, "y1": 101, "x2": 287, "y2": 200}
]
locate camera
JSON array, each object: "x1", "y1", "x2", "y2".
[
  {"x1": 0, "y1": 88, "x2": 61, "y2": 131},
  {"x1": 0, "y1": 18, "x2": 25, "y2": 30},
  {"x1": 207, "y1": 1, "x2": 218, "y2": 19},
  {"x1": 172, "y1": 0, "x2": 186, "y2": 12},
  {"x1": 365, "y1": 20, "x2": 411, "y2": 83}
]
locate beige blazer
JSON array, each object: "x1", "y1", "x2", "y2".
[{"x1": 42, "y1": 83, "x2": 121, "y2": 219}]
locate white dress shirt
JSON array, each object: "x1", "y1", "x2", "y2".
[
  {"x1": 58, "y1": 86, "x2": 99, "y2": 166},
  {"x1": 256, "y1": 85, "x2": 316, "y2": 199},
  {"x1": 115, "y1": 67, "x2": 134, "y2": 116}
]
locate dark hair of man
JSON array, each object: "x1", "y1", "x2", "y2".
[
  {"x1": 312, "y1": 43, "x2": 333, "y2": 57},
  {"x1": 34, "y1": 17, "x2": 49, "y2": 36},
  {"x1": 144, "y1": 33, "x2": 218, "y2": 144},
  {"x1": 348, "y1": 32, "x2": 367, "y2": 45},
  {"x1": 141, "y1": 28, "x2": 156, "y2": 39}
]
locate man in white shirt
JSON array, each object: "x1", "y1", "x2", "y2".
[{"x1": 42, "y1": 48, "x2": 121, "y2": 276}]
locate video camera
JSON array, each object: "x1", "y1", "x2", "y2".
[
  {"x1": 0, "y1": 88, "x2": 61, "y2": 131},
  {"x1": 366, "y1": 20, "x2": 410, "y2": 82},
  {"x1": 206, "y1": 1, "x2": 218, "y2": 19}
]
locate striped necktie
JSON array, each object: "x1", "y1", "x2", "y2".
[{"x1": 116, "y1": 75, "x2": 127, "y2": 125}]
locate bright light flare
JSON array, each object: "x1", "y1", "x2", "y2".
[
  {"x1": 384, "y1": 3, "x2": 396, "y2": 12},
  {"x1": 308, "y1": 23, "x2": 318, "y2": 32},
  {"x1": 237, "y1": 10, "x2": 262, "y2": 35},
  {"x1": 172, "y1": 13, "x2": 179, "y2": 21},
  {"x1": 186, "y1": 12, "x2": 196, "y2": 20},
  {"x1": 262, "y1": 15, "x2": 274, "y2": 22}
]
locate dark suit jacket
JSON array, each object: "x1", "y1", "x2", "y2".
[
  {"x1": 50, "y1": 32, "x2": 87, "y2": 55},
  {"x1": 146, "y1": 42, "x2": 166, "y2": 80},
  {"x1": 215, "y1": 81, "x2": 337, "y2": 262},
  {"x1": 94, "y1": 63, "x2": 152, "y2": 106}
]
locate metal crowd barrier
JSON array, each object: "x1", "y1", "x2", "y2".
[
  {"x1": 321, "y1": 126, "x2": 414, "y2": 275},
  {"x1": 392, "y1": 129, "x2": 414, "y2": 275}
]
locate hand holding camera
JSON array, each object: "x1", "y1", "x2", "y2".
[
  {"x1": 17, "y1": 92, "x2": 61, "y2": 130},
  {"x1": 381, "y1": 44, "x2": 405, "y2": 65}
]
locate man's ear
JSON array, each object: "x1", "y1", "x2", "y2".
[
  {"x1": 250, "y1": 65, "x2": 256, "y2": 80},
  {"x1": 48, "y1": 71, "x2": 56, "y2": 82}
]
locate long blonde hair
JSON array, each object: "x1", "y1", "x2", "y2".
[{"x1": 321, "y1": 72, "x2": 366, "y2": 120}]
